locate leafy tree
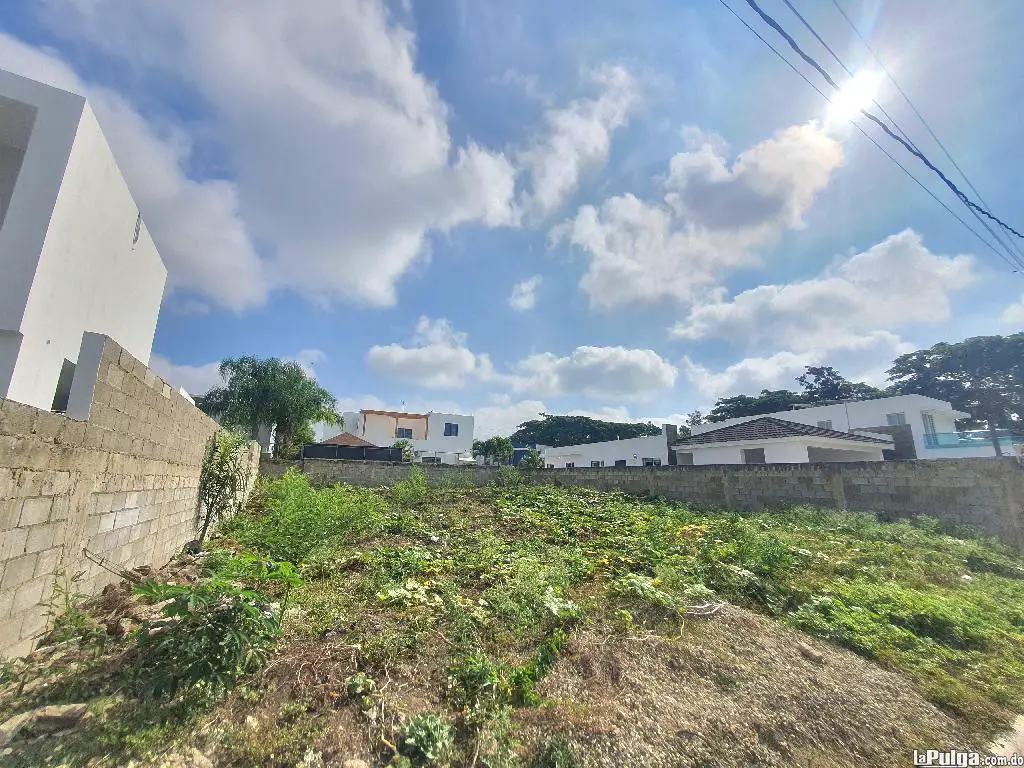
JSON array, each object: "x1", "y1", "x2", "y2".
[
  {"x1": 195, "y1": 431, "x2": 253, "y2": 545},
  {"x1": 473, "y1": 436, "x2": 514, "y2": 464},
  {"x1": 887, "y1": 333, "x2": 1024, "y2": 455},
  {"x1": 393, "y1": 439, "x2": 414, "y2": 463},
  {"x1": 685, "y1": 410, "x2": 705, "y2": 428},
  {"x1": 517, "y1": 448, "x2": 545, "y2": 470},
  {"x1": 706, "y1": 389, "x2": 806, "y2": 423},
  {"x1": 276, "y1": 421, "x2": 316, "y2": 460},
  {"x1": 509, "y1": 414, "x2": 662, "y2": 447},
  {"x1": 199, "y1": 357, "x2": 339, "y2": 457},
  {"x1": 796, "y1": 365, "x2": 885, "y2": 403}
]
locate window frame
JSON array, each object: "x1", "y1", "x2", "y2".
[
  {"x1": 886, "y1": 412, "x2": 906, "y2": 426},
  {"x1": 678, "y1": 452, "x2": 694, "y2": 466},
  {"x1": 742, "y1": 447, "x2": 766, "y2": 465},
  {"x1": 817, "y1": 420, "x2": 833, "y2": 430},
  {"x1": 443, "y1": 422, "x2": 459, "y2": 437},
  {"x1": 395, "y1": 427, "x2": 414, "y2": 440}
]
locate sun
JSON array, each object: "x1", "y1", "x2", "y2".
[{"x1": 826, "y1": 69, "x2": 885, "y2": 125}]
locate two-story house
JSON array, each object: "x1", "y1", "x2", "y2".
[{"x1": 325, "y1": 409, "x2": 475, "y2": 465}]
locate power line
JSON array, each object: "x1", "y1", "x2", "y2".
[
  {"x1": 742, "y1": 0, "x2": 1024, "y2": 247},
  {"x1": 779, "y1": 0, "x2": 919, "y2": 151},
  {"x1": 778, "y1": 0, "x2": 1024, "y2": 271},
  {"x1": 711, "y1": 0, "x2": 1019, "y2": 272},
  {"x1": 828, "y1": 0, "x2": 1024, "y2": 266}
]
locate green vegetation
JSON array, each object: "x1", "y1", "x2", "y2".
[
  {"x1": 195, "y1": 430, "x2": 253, "y2": 545},
  {"x1": 509, "y1": 413, "x2": 663, "y2": 447},
  {"x1": 5, "y1": 469, "x2": 1024, "y2": 766},
  {"x1": 197, "y1": 355, "x2": 339, "y2": 456}
]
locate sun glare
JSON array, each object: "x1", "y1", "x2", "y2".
[{"x1": 827, "y1": 69, "x2": 885, "y2": 125}]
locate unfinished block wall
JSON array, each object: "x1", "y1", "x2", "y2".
[{"x1": 0, "y1": 334, "x2": 260, "y2": 658}]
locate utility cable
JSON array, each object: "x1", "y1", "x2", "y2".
[
  {"x1": 743, "y1": 0, "x2": 1024, "y2": 247},
  {"x1": 828, "y1": 0, "x2": 1024, "y2": 265},
  {"x1": 712, "y1": 0, "x2": 1019, "y2": 271}
]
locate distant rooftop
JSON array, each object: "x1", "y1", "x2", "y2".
[{"x1": 674, "y1": 417, "x2": 893, "y2": 446}]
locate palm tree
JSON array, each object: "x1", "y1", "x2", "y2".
[{"x1": 198, "y1": 357, "x2": 339, "y2": 455}]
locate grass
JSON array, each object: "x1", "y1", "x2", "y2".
[{"x1": 4, "y1": 466, "x2": 1024, "y2": 765}]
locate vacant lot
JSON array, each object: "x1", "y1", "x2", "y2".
[{"x1": 3, "y1": 467, "x2": 1024, "y2": 767}]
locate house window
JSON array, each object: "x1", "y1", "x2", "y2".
[
  {"x1": 678, "y1": 452, "x2": 694, "y2": 466},
  {"x1": 642, "y1": 458, "x2": 661, "y2": 467},
  {"x1": 564, "y1": 462, "x2": 574, "y2": 469},
  {"x1": 590, "y1": 460, "x2": 603, "y2": 467},
  {"x1": 133, "y1": 211, "x2": 142, "y2": 245},
  {"x1": 922, "y1": 413, "x2": 938, "y2": 447},
  {"x1": 444, "y1": 422, "x2": 459, "y2": 437},
  {"x1": 742, "y1": 448, "x2": 766, "y2": 465},
  {"x1": 886, "y1": 412, "x2": 906, "y2": 426},
  {"x1": 421, "y1": 456, "x2": 441, "y2": 464},
  {"x1": 817, "y1": 420, "x2": 833, "y2": 430},
  {"x1": 396, "y1": 427, "x2": 413, "y2": 439},
  {"x1": 614, "y1": 459, "x2": 627, "y2": 467}
]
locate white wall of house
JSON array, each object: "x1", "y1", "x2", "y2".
[
  {"x1": 541, "y1": 430, "x2": 671, "y2": 468},
  {"x1": 676, "y1": 436, "x2": 886, "y2": 466},
  {"x1": 0, "y1": 70, "x2": 166, "y2": 411},
  {"x1": 689, "y1": 395, "x2": 997, "y2": 459}
]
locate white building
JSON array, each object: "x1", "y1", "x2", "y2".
[
  {"x1": 541, "y1": 426, "x2": 676, "y2": 468},
  {"x1": 673, "y1": 417, "x2": 892, "y2": 465},
  {"x1": 0, "y1": 69, "x2": 166, "y2": 412},
  {"x1": 687, "y1": 394, "x2": 1010, "y2": 459},
  {"x1": 324, "y1": 409, "x2": 475, "y2": 465}
]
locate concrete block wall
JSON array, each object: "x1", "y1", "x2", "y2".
[
  {"x1": 0, "y1": 336, "x2": 260, "y2": 658},
  {"x1": 260, "y1": 457, "x2": 1024, "y2": 550}
]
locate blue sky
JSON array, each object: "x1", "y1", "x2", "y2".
[{"x1": 3, "y1": 0, "x2": 1023, "y2": 436}]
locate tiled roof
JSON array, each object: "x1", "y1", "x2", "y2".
[
  {"x1": 672, "y1": 417, "x2": 892, "y2": 446},
  {"x1": 320, "y1": 432, "x2": 377, "y2": 447}
]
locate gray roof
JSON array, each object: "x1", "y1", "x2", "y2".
[{"x1": 672, "y1": 417, "x2": 892, "y2": 447}]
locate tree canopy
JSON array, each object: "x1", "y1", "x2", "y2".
[
  {"x1": 197, "y1": 357, "x2": 338, "y2": 457},
  {"x1": 473, "y1": 436, "x2": 514, "y2": 464},
  {"x1": 509, "y1": 414, "x2": 663, "y2": 447},
  {"x1": 887, "y1": 333, "x2": 1024, "y2": 451},
  {"x1": 706, "y1": 367, "x2": 885, "y2": 423}
]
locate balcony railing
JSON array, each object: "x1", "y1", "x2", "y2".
[{"x1": 923, "y1": 429, "x2": 1020, "y2": 452}]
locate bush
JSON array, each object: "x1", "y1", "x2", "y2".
[
  {"x1": 134, "y1": 577, "x2": 284, "y2": 698},
  {"x1": 225, "y1": 469, "x2": 387, "y2": 562},
  {"x1": 398, "y1": 712, "x2": 455, "y2": 766},
  {"x1": 393, "y1": 467, "x2": 430, "y2": 507},
  {"x1": 196, "y1": 430, "x2": 253, "y2": 544}
]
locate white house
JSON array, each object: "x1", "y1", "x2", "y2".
[
  {"x1": 322, "y1": 409, "x2": 475, "y2": 465},
  {"x1": 673, "y1": 417, "x2": 892, "y2": 465},
  {"x1": 0, "y1": 69, "x2": 166, "y2": 412},
  {"x1": 688, "y1": 395, "x2": 1010, "y2": 459},
  {"x1": 541, "y1": 426, "x2": 676, "y2": 468}
]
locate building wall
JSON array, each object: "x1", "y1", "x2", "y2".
[
  {"x1": 808, "y1": 446, "x2": 886, "y2": 462},
  {"x1": 0, "y1": 72, "x2": 166, "y2": 412},
  {"x1": 763, "y1": 441, "x2": 811, "y2": 463},
  {"x1": 337, "y1": 411, "x2": 474, "y2": 464},
  {"x1": 541, "y1": 432, "x2": 670, "y2": 468},
  {"x1": 0, "y1": 335, "x2": 260, "y2": 659},
  {"x1": 261, "y1": 457, "x2": 1024, "y2": 551},
  {"x1": 690, "y1": 395, "x2": 993, "y2": 460}
]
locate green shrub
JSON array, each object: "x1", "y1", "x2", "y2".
[
  {"x1": 224, "y1": 469, "x2": 386, "y2": 562},
  {"x1": 393, "y1": 467, "x2": 430, "y2": 507},
  {"x1": 398, "y1": 712, "x2": 455, "y2": 766},
  {"x1": 196, "y1": 430, "x2": 252, "y2": 544},
  {"x1": 133, "y1": 578, "x2": 282, "y2": 698}
]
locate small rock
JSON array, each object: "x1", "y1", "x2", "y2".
[
  {"x1": 429, "y1": 535, "x2": 439, "y2": 544},
  {"x1": 245, "y1": 715, "x2": 260, "y2": 731},
  {"x1": 0, "y1": 713, "x2": 33, "y2": 747},
  {"x1": 0, "y1": 703, "x2": 89, "y2": 746},
  {"x1": 342, "y1": 760, "x2": 370, "y2": 768},
  {"x1": 106, "y1": 617, "x2": 130, "y2": 638},
  {"x1": 798, "y1": 643, "x2": 824, "y2": 665},
  {"x1": 187, "y1": 748, "x2": 214, "y2": 768},
  {"x1": 132, "y1": 565, "x2": 154, "y2": 577},
  {"x1": 961, "y1": 574, "x2": 973, "y2": 583}
]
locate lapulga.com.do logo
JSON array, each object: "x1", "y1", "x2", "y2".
[{"x1": 913, "y1": 750, "x2": 1024, "y2": 766}]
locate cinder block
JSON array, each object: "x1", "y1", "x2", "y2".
[
  {"x1": 0, "y1": 401, "x2": 39, "y2": 437},
  {"x1": 113, "y1": 508, "x2": 140, "y2": 529},
  {"x1": 25, "y1": 523, "x2": 60, "y2": 555},
  {"x1": 1, "y1": 554, "x2": 39, "y2": 591},
  {"x1": 0, "y1": 527, "x2": 28, "y2": 559},
  {"x1": 12, "y1": 577, "x2": 50, "y2": 613},
  {"x1": 34, "y1": 547, "x2": 62, "y2": 578},
  {"x1": 19, "y1": 497, "x2": 52, "y2": 527},
  {"x1": 20, "y1": 607, "x2": 48, "y2": 640},
  {"x1": 97, "y1": 511, "x2": 117, "y2": 533}
]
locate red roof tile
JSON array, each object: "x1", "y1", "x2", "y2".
[{"x1": 320, "y1": 432, "x2": 377, "y2": 447}]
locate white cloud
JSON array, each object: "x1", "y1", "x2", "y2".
[
  {"x1": 366, "y1": 316, "x2": 494, "y2": 390},
  {"x1": 292, "y1": 349, "x2": 327, "y2": 378},
  {"x1": 551, "y1": 122, "x2": 844, "y2": 309},
  {"x1": 32, "y1": 0, "x2": 519, "y2": 309},
  {"x1": 508, "y1": 275, "x2": 543, "y2": 311},
  {"x1": 0, "y1": 34, "x2": 268, "y2": 311},
  {"x1": 510, "y1": 346, "x2": 677, "y2": 399},
  {"x1": 680, "y1": 331, "x2": 912, "y2": 400},
  {"x1": 671, "y1": 230, "x2": 976, "y2": 350},
  {"x1": 1002, "y1": 295, "x2": 1024, "y2": 326},
  {"x1": 149, "y1": 354, "x2": 223, "y2": 395},
  {"x1": 517, "y1": 66, "x2": 639, "y2": 221}
]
